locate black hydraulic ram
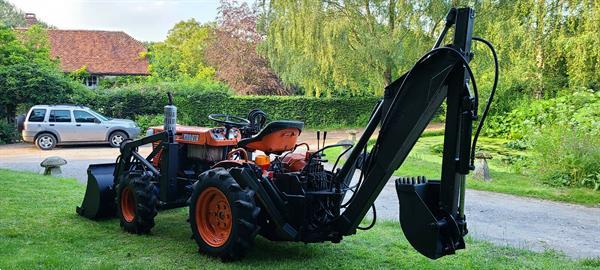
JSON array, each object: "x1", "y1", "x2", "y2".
[{"x1": 332, "y1": 7, "x2": 478, "y2": 259}]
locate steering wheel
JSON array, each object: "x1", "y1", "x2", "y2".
[
  {"x1": 209, "y1": 114, "x2": 250, "y2": 127},
  {"x1": 208, "y1": 114, "x2": 250, "y2": 139}
]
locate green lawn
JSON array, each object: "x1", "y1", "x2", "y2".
[
  {"x1": 1, "y1": 169, "x2": 599, "y2": 269},
  {"x1": 325, "y1": 135, "x2": 600, "y2": 206}
]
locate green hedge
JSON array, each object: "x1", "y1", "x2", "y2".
[{"x1": 74, "y1": 88, "x2": 381, "y2": 129}]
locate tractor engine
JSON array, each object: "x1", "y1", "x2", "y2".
[
  {"x1": 148, "y1": 126, "x2": 240, "y2": 175},
  {"x1": 267, "y1": 150, "x2": 342, "y2": 237}
]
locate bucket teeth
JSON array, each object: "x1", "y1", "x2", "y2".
[{"x1": 397, "y1": 176, "x2": 428, "y2": 186}]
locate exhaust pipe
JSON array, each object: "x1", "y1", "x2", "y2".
[{"x1": 164, "y1": 92, "x2": 177, "y2": 136}]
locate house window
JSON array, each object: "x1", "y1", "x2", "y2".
[{"x1": 84, "y1": 75, "x2": 98, "y2": 88}]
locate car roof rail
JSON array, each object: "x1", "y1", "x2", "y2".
[{"x1": 46, "y1": 104, "x2": 87, "y2": 108}]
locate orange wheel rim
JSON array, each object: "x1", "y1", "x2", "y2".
[
  {"x1": 121, "y1": 187, "x2": 135, "y2": 222},
  {"x1": 195, "y1": 187, "x2": 232, "y2": 247}
]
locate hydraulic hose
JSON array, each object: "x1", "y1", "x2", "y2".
[
  {"x1": 357, "y1": 204, "x2": 376, "y2": 230},
  {"x1": 469, "y1": 37, "x2": 499, "y2": 167}
]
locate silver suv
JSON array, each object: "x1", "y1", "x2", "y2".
[{"x1": 21, "y1": 105, "x2": 140, "y2": 150}]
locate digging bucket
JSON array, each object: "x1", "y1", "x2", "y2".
[
  {"x1": 395, "y1": 177, "x2": 465, "y2": 259},
  {"x1": 76, "y1": 163, "x2": 117, "y2": 219}
]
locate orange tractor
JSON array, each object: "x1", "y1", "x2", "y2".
[{"x1": 78, "y1": 7, "x2": 499, "y2": 261}]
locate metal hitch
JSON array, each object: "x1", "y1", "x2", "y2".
[
  {"x1": 395, "y1": 177, "x2": 465, "y2": 259},
  {"x1": 76, "y1": 163, "x2": 117, "y2": 219}
]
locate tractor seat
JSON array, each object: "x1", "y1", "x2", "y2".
[{"x1": 238, "y1": 121, "x2": 304, "y2": 154}]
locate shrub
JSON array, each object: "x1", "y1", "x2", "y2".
[
  {"x1": 0, "y1": 119, "x2": 18, "y2": 144},
  {"x1": 503, "y1": 139, "x2": 529, "y2": 150},
  {"x1": 134, "y1": 114, "x2": 164, "y2": 133},
  {"x1": 430, "y1": 143, "x2": 444, "y2": 154},
  {"x1": 178, "y1": 94, "x2": 381, "y2": 128},
  {"x1": 530, "y1": 125, "x2": 600, "y2": 190},
  {"x1": 74, "y1": 87, "x2": 381, "y2": 129},
  {"x1": 485, "y1": 90, "x2": 600, "y2": 139},
  {"x1": 134, "y1": 114, "x2": 194, "y2": 133}
]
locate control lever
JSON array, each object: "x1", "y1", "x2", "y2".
[
  {"x1": 316, "y1": 130, "x2": 320, "y2": 152},
  {"x1": 322, "y1": 131, "x2": 327, "y2": 157}
]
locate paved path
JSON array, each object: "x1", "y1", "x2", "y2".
[{"x1": 1, "y1": 140, "x2": 598, "y2": 259}]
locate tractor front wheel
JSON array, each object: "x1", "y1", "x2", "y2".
[
  {"x1": 116, "y1": 173, "x2": 158, "y2": 234},
  {"x1": 189, "y1": 168, "x2": 260, "y2": 261}
]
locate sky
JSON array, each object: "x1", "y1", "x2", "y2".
[{"x1": 9, "y1": 0, "x2": 252, "y2": 42}]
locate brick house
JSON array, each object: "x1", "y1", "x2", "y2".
[{"x1": 20, "y1": 14, "x2": 150, "y2": 88}]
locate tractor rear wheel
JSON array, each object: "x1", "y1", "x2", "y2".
[
  {"x1": 189, "y1": 168, "x2": 260, "y2": 261},
  {"x1": 116, "y1": 173, "x2": 158, "y2": 234}
]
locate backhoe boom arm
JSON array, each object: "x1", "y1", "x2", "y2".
[{"x1": 332, "y1": 8, "x2": 477, "y2": 259}]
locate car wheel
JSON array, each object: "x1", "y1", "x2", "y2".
[
  {"x1": 109, "y1": 131, "x2": 127, "y2": 148},
  {"x1": 35, "y1": 133, "x2": 57, "y2": 150}
]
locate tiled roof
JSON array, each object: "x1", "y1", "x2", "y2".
[{"x1": 43, "y1": 29, "x2": 149, "y2": 75}]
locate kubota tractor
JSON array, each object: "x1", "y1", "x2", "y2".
[
  {"x1": 77, "y1": 93, "x2": 271, "y2": 233},
  {"x1": 78, "y1": 7, "x2": 499, "y2": 262}
]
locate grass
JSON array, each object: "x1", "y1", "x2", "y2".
[
  {"x1": 325, "y1": 135, "x2": 600, "y2": 206},
  {"x1": 1, "y1": 169, "x2": 598, "y2": 269}
]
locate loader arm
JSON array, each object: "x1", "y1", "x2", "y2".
[{"x1": 332, "y1": 7, "x2": 477, "y2": 259}]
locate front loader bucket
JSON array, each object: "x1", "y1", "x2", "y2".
[
  {"x1": 76, "y1": 163, "x2": 117, "y2": 219},
  {"x1": 395, "y1": 177, "x2": 465, "y2": 259}
]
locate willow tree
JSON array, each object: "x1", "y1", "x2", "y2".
[
  {"x1": 260, "y1": 0, "x2": 455, "y2": 97},
  {"x1": 261, "y1": 0, "x2": 598, "y2": 100},
  {"x1": 557, "y1": 0, "x2": 600, "y2": 90},
  {"x1": 469, "y1": 0, "x2": 599, "y2": 104}
]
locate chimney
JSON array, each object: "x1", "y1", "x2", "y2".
[{"x1": 25, "y1": 13, "x2": 38, "y2": 27}]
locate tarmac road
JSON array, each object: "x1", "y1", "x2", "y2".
[{"x1": 1, "y1": 140, "x2": 598, "y2": 259}]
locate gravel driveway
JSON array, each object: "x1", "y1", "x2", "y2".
[
  {"x1": 1, "y1": 142, "x2": 598, "y2": 259},
  {"x1": 366, "y1": 176, "x2": 600, "y2": 259},
  {"x1": 0, "y1": 143, "x2": 152, "y2": 182}
]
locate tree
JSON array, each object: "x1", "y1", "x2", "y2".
[
  {"x1": 205, "y1": 0, "x2": 291, "y2": 95},
  {"x1": 0, "y1": 0, "x2": 27, "y2": 27},
  {"x1": 147, "y1": 19, "x2": 216, "y2": 81},
  {"x1": 260, "y1": 0, "x2": 452, "y2": 97},
  {"x1": 260, "y1": 0, "x2": 598, "y2": 103},
  {"x1": 0, "y1": 0, "x2": 49, "y2": 28},
  {"x1": 557, "y1": 0, "x2": 600, "y2": 90},
  {"x1": 0, "y1": 26, "x2": 79, "y2": 122}
]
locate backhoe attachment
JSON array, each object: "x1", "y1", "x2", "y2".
[{"x1": 333, "y1": 7, "x2": 479, "y2": 260}]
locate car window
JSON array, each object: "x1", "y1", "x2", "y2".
[
  {"x1": 28, "y1": 109, "x2": 46, "y2": 122},
  {"x1": 74, "y1": 110, "x2": 97, "y2": 123},
  {"x1": 88, "y1": 109, "x2": 109, "y2": 121},
  {"x1": 49, "y1": 110, "x2": 72, "y2": 123}
]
